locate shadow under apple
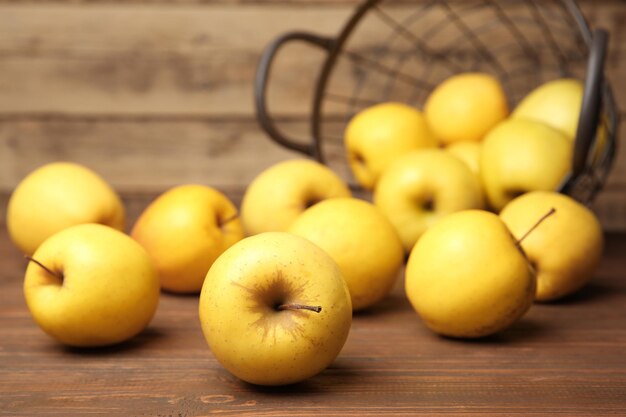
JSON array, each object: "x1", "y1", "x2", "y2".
[
  {"x1": 239, "y1": 358, "x2": 362, "y2": 396},
  {"x1": 353, "y1": 293, "x2": 411, "y2": 318},
  {"x1": 434, "y1": 317, "x2": 553, "y2": 346},
  {"x1": 540, "y1": 281, "x2": 618, "y2": 306},
  {"x1": 58, "y1": 326, "x2": 167, "y2": 356}
]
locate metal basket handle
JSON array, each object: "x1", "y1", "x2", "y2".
[
  {"x1": 572, "y1": 28, "x2": 609, "y2": 176},
  {"x1": 255, "y1": 31, "x2": 335, "y2": 160}
]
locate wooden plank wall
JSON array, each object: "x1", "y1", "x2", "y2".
[{"x1": 0, "y1": 0, "x2": 624, "y2": 229}]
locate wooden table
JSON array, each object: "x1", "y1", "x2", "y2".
[{"x1": 1, "y1": 224, "x2": 625, "y2": 416}]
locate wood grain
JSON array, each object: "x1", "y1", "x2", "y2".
[
  {"x1": 0, "y1": 0, "x2": 621, "y2": 5},
  {"x1": 0, "y1": 4, "x2": 352, "y2": 116},
  {"x1": 1, "y1": 117, "x2": 624, "y2": 228},
  {"x1": 0, "y1": 117, "x2": 300, "y2": 192},
  {"x1": 0, "y1": 2, "x2": 623, "y2": 115},
  {"x1": 0, "y1": 0, "x2": 624, "y2": 229},
  {"x1": 1, "y1": 209, "x2": 625, "y2": 416}
]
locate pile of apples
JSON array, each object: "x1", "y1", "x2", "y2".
[{"x1": 6, "y1": 72, "x2": 604, "y2": 387}]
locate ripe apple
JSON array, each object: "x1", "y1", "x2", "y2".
[
  {"x1": 500, "y1": 191, "x2": 604, "y2": 301},
  {"x1": 512, "y1": 78, "x2": 583, "y2": 140},
  {"x1": 425, "y1": 72, "x2": 509, "y2": 145},
  {"x1": 23, "y1": 223, "x2": 160, "y2": 347},
  {"x1": 240, "y1": 159, "x2": 351, "y2": 235},
  {"x1": 288, "y1": 198, "x2": 404, "y2": 311},
  {"x1": 131, "y1": 184, "x2": 244, "y2": 294},
  {"x1": 512, "y1": 78, "x2": 607, "y2": 164},
  {"x1": 199, "y1": 232, "x2": 352, "y2": 386},
  {"x1": 446, "y1": 141, "x2": 485, "y2": 204},
  {"x1": 374, "y1": 149, "x2": 483, "y2": 252},
  {"x1": 344, "y1": 102, "x2": 437, "y2": 190},
  {"x1": 480, "y1": 118, "x2": 572, "y2": 211},
  {"x1": 7, "y1": 162, "x2": 125, "y2": 256},
  {"x1": 405, "y1": 210, "x2": 536, "y2": 338},
  {"x1": 445, "y1": 142, "x2": 480, "y2": 177}
]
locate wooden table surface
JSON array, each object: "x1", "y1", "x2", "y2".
[{"x1": 1, "y1": 222, "x2": 625, "y2": 416}]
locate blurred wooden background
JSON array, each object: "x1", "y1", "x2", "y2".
[{"x1": 0, "y1": 0, "x2": 624, "y2": 229}]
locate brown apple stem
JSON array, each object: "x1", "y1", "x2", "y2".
[
  {"x1": 24, "y1": 255, "x2": 63, "y2": 281},
  {"x1": 218, "y1": 213, "x2": 239, "y2": 228},
  {"x1": 277, "y1": 303, "x2": 322, "y2": 313},
  {"x1": 515, "y1": 207, "x2": 557, "y2": 247}
]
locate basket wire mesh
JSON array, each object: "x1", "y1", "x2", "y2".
[{"x1": 256, "y1": 0, "x2": 618, "y2": 205}]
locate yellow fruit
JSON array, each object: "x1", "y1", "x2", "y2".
[
  {"x1": 344, "y1": 102, "x2": 437, "y2": 190},
  {"x1": 241, "y1": 159, "x2": 351, "y2": 235},
  {"x1": 480, "y1": 118, "x2": 572, "y2": 211},
  {"x1": 446, "y1": 141, "x2": 486, "y2": 207},
  {"x1": 425, "y1": 72, "x2": 509, "y2": 145},
  {"x1": 500, "y1": 191, "x2": 604, "y2": 302},
  {"x1": 374, "y1": 149, "x2": 483, "y2": 252},
  {"x1": 405, "y1": 210, "x2": 535, "y2": 338},
  {"x1": 513, "y1": 78, "x2": 583, "y2": 140},
  {"x1": 199, "y1": 232, "x2": 352, "y2": 386},
  {"x1": 446, "y1": 142, "x2": 481, "y2": 176},
  {"x1": 288, "y1": 198, "x2": 404, "y2": 311},
  {"x1": 131, "y1": 184, "x2": 244, "y2": 294},
  {"x1": 24, "y1": 224, "x2": 160, "y2": 347},
  {"x1": 514, "y1": 78, "x2": 610, "y2": 165},
  {"x1": 7, "y1": 162, "x2": 125, "y2": 255}
]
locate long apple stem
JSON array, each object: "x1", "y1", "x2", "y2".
[
  {"x1": 277, "y1": 303, "x2": 322, "y2": 313},
  {"x1": 24, "y1": 255, "x2": 64, "y2": 282},
  {"x1": 515, "y1": 207, "x2": 557, "y2": 247}
]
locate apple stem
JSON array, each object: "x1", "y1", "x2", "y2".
[
  {"x1": 217, "y1": 212, "x2": 239, "y2": 227},
  {"x1": 515, "y1": 207, "x2": 557, "y2": 247},
  {"x1": 218, "y1": 213, "x2": 239, "y2": 228},
  {"x1": 303, "y1": 198, "x2": 320, "y2": 210},
  {"x1": 277, "y1": 303, "x2": 322, "y2": 313},
  {"x1": 24, "y1": 255, "x2": 64, "y2": 282}
]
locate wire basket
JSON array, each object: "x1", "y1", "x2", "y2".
[{"x1": 255, "y1": 0, "x2": 619, "y2": 204}]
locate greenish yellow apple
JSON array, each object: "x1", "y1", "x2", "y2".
[
  {"x1": 480, "y1": 118, "x2": 572, "y2": 212},
  {"x1": 24, "y1": 223, "x2": 160, "y2": 347},
  {"x1": 7, "y1": 162, "x2": 125, "y2": 256},
  {"x1": 344, "y1": 102, "x2": 437, "y2": 190},
  {"x1": 288, "y1": 198, "x2": 404, "y2": 311},
  {"x1": 405, "y1": 210, "x2": 536, "y2": 338},
  {"x1": 512, "y1": 78, "x2": 583, "y2": 139},
  {"x1": 425, "y1": 72, "x2": 509, "y2": 145},
  {"x1": 512, "y1": 78, "x2": 607, "y2": 164},
  {"x1": 374, "y1": 149, "x2": 483, "y2": 252},
  {"x1": 500, "y1": 191, "x2": 604, "y2": 302},
  {"x1": 199, "y1": 232, "x2": 352, "y2": 386},
  {"x1": 240, "y1": 159, "x2": 351, "y2": 235},
  {"x1": 131, "y1": 184, "x2": 243, "y2": 294}
]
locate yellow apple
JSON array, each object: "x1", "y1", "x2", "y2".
[
  {"x1": 512, "y1": 78, "x2": 607, "y2": 164},
  {"x1": 480, "y1": 118, "x2": 572, "y2": 211},
  {"x1": 405, "y1": 210, "x2": 536, "y2": 338},
  {"x1": 344, "y1": 102, "x2": 437, "y2": 190},
  {"x1": 240, "y1": 159, "x2": 351, "y2": 235},
  {"x1": 446, "y1": 142, "x2": 480, "y2": 176},
  {"x1": 7, "y1": 162, "x2": 125, "y2": 256},
  {"x1": 199, "y1": 232, "x2": 352, "y2": 386},
  {"x1": 425, "y1": 72, "x2": 509, "y2": 145},
  {"x1": 500, "y1": 191, "x2": 604, "y2": 302},
  {"x1": 512, "y1": 78, "x2": 583, "y2": 139},
  {"x1": 131, "y1": 184, "x2": 244, "y2": 294},
  {"x1": 374, "y1": 149, "x2": 483, "y2": 252},
  {"x1": 288, "y1": 198, "x2": 403, "y2": 311},
  {"x1": 23, "y1": 223, "x2": 160, "y2": 347},
  {"x1": 446, "y1": 141, "x2": 485, "y2": 204}
]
